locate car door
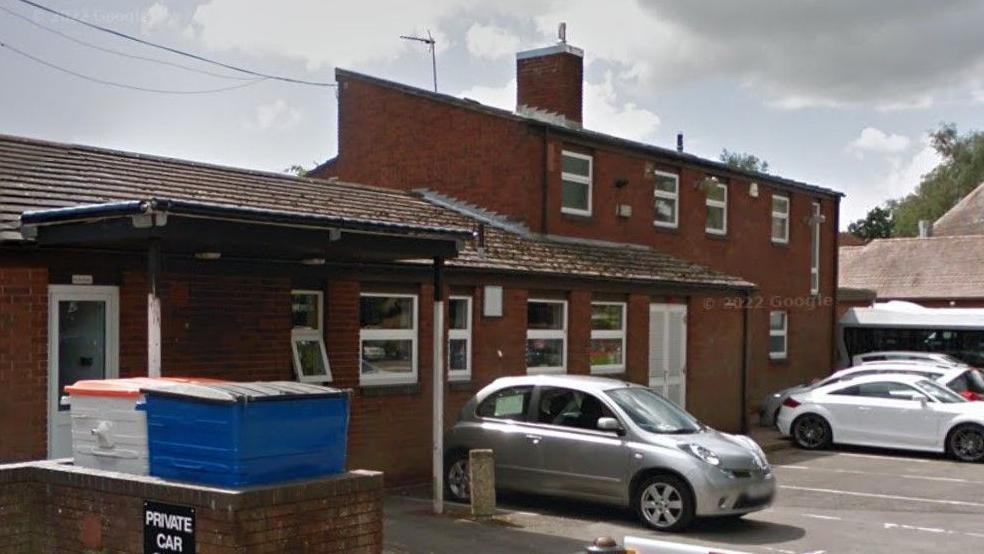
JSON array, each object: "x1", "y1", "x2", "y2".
[
  {"x1": 472, "y1": 385, "x2": 541, "y2": 490},
  {"x1": 527, "y1": 386, "x2": 628, "y2": 501},
  {"x1": 853, "y1": 382, "x2": 940, "y2": 450},
  {"x1": 818, "y1": 385, "x2": 872, "y2": 445}
]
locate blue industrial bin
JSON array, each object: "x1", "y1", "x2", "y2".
[{"x1": 138, "y1": 381, "x2": 348, "y2": 487}]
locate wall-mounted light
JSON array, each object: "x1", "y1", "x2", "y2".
[
  {"x1": 749, "y1": 182, "x2": 759, "y2": 198},
  {"x1": 301, "y1": 257, "x2": 326, "y2": 266},
  {"x1": 194, "y1": 252, "x2": 221, "y2": 260}
]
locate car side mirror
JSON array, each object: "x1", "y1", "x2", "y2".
[{"x1": 597, "y1": 417, "x2": 624, "y2": 434}]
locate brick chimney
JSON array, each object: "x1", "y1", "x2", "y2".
[{"x1": 516, "y1": 34, "x2": 584, "y2": 125}]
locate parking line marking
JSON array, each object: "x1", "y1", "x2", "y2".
[
  {"x1": 802, "y1": 513, "x2": 842, "y2": 521},
  {"x1": 781, "y1": 485, "x2": 984, "y2": 508},
  {"x1": 775, "y1": 464, "x2": 981, "y2": 484},
  {"x1": 833, "y1": 452, "x2": 933, "y2": 463}
]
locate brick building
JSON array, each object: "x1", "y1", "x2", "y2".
[
  {"x1": 314, "y1": 40, "x2": 843, "y2": 420},
  {"x1": 0, "y1": 133, "x2": 753, "y2": 483}
]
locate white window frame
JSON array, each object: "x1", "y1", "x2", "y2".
[
  {"x1": 771, "y1": 194, "x2": 790, "y2": 244},
  {"x1": 811, "y1": 202, "x2": 821, "y2": 295},
  {"x1": 448, "y1": 295, "x2": 472, "y2": 381},
  {"x1": 526, "y1": 299, "x2": 568, "y2": 374},
  {"x1": 769, "y1": 310, "x2": 788, "y2": 360},
  {"x1": 561, "y1": 150, "x2": 593, "y2": 217},
  {"x1": 705, "y1": 182, "x2": 728, "y2": 235},
  {"x1": 590, "y1": 301, "x2": 626, "y2": 375},
  {"x1": 359, "y1": 292, "x2": 418, "y2": 386},
  {"x1": 290, "y1": 290, "x2": 331, "y2": 382},
  {"x1": 652, "y1": 171, "x2": 680, "y2": 229}
]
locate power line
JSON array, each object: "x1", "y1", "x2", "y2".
[
  {"x1": 0, "y1": 38, "x2": 268, "y2": 94},
  {"x1": 12, "y1": 0, "x2": 335, "y2": 87},
  {"x1": 0, "y1": 4, "x2": 257, "y2": 81}
]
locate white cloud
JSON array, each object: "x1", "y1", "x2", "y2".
[
  {"x1": 248, "y1": 99, "x2": 301, "y2": 131},
  {"x1": 847, "y1": 127, "x2": 911, "y2": 157},
  {"x1": 190, "y1": 0, "x2": 471, "y2": 70},
  {"x1": 457, "y1": 72, "x2": 660, "y2": 143},
  {"x1": 141, "y1": 3, "x2": 178, "y2": 35},
  {"x1": 973, "y1": 89, "x2": 984, "y2": 104},
  {"x1": 466, "y1": 23, "x2": 521, "y2": 60},
  {"x1": 841, "y1": 137, "x2": 942, "y2": 224}
]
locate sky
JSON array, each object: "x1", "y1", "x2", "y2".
[{"x1": 2, "y1": 1, "x2": 984, "y2": 227}]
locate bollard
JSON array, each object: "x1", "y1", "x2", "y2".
[
  {"x1": 585, "y1": 536, "x2": 627, "y2": 554},
  {"x1": 469, "y1": 449, "x2": 496, "y2": 518}
]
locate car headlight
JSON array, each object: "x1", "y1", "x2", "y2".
[{"x1": 680, "y1": 443, "x2": 721, "y2": 466}]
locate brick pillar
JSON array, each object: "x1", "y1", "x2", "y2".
[
  {"x1": 625, "y1": 294, "x2": 650, "y2": 385},
  {"x1": 0, "y1": 266, "x2": 49, "y2": 462},
  {"x1": 326, "y1": 280, "x2": 360, "y2": 389},
  {"x1": 567, "y1": 291, "x2": 591, "y2": 375}
]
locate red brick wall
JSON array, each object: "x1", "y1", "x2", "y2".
[
  {"x1": 0, "y1": 264, "x2": 48, "y2": 462},
  {"x1": 517, "y1": 51, "x2": 583, "y2": 122}
]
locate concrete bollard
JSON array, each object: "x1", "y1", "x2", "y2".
[
  {"x1": 469, "y1": 449, "x2": 496, "y2": 518},
  {"x1": 585, "y1": 536, "x2": 627, "y2": 554}
]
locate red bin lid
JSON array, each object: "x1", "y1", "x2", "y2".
[{"x1": 64, "y1": 377, "x2": 226, "y2": 398}]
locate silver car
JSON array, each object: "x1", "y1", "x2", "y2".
[{"x1": 444, "y1": 375, "x2": 774, "y2": 531}]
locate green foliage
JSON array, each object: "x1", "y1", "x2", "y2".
[
  {"x1": 847, "y1": 206, "x2": 893, "y2": 240},
  {"x1": 285, "y1": 164, "x2": 309, "y2": 177},
  {"x1": 888, "y1": 123, "x2": 984, "y2": 236},
  {"x1": 720, "y1": 149, "x2": 770, "y2": 174}
]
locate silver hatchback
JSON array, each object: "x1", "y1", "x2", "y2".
[{"x1": 444, "y1": 375, "x2": 774, "y2": 531}]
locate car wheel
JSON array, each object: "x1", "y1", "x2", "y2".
[
  {"x1": 444, "y1": 451, "x2": 471, "y2": 503},
  {"x1": 634, "y1": 474, "x2": 695, "y2": 532},
  {"x1": 948, "y1": 424, "x2": 984, "y2": 463},
  {"x1": 792, "y1": 414, "x2": 832, "y2": 450}
]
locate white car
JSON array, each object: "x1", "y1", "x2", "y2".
[
  {"x1": 852, "y1": 351, "x2": 968, "y2": 367},
  {"x1": 777, "y1": 373, "x2": 984, "y2": 462}
]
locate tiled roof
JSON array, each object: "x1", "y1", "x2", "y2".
[
  {"x1": 933, "y1": 182, "x2": 984, "y2": 236},
  {"x1": 333, "y1": 68, "x2": 843, "y2": 200},
  {"x1": 0, "y1": 133, "x2": 751, "y2": 290},
  {"x1": 839, "y1": 237, "x2": 984, "y2": 300}
]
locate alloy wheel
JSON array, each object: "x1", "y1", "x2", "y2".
[
  {"x1": 640, "y1": 482, "x2": 684, "y2": 529},
  {"x1": 447, "y1": 458, "x2": 470, "y2": 500},
  {"x1": 951, "y1": 427, "x2": 984, "y2": 462},
  {"x1": 794, "y1": 415, "x2": 828, "y2": 449}
]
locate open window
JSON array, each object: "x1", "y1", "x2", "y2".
[{"x1": 290, "y1": 290, "x2": 331, "y2": 382}]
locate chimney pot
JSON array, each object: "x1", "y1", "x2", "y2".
[
  {"x1": 918, "y1": 220, "x2": 933, "y2": 237},
  {"x1": 677, "y1": 133, "x2": 684, "y2": 153}
]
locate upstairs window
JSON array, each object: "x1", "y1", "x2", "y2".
[
  {"x1": 653, "y1": 171, "x2": 679, "y2": 228},
  {"x1": 527, "y1": 299, "x2": 567, "y2": 373},
  {"x1": 769, "y1": 311, "x2": 788, "y2": 360},
  {"x1": 448, "y1": 296, "x2": 472, "y2": 381},
  {"x1": 561, "y1": 151, "x2": 593, "y2": 216},
  {"x1": 705, "y1": 181, "x2": 728, "y2": 235},
  {"x1": 590, "y1": 302, "x2": 626, "y2": 374},
  {"x1": 360, "y1": 293, "x2": 418, "y2": 385},
  {"x1": 771, "y1": 195, "x2": 789, "y2": 244},
  {"x1": 290, "y1": 290, "x2": 331, "y2": 383}
]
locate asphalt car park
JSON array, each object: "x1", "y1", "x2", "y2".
[{"x1": 385, "y1": 443, "x2": 984, "y2": 554}]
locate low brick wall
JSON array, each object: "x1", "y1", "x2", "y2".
[{"x1": 0, "y1": 460, "x2": 383, "y2": 553}]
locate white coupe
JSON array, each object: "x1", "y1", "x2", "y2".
[{"x1": 777, "y1": 373, "x2": 984, "y2": 462}]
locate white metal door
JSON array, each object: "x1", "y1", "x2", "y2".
[
  {"x1": 48, "y1": 285, "x2": 119, "y2": 458},
  {"x1": 648, "y1": 303, "x2": 687, "y2": 407}
]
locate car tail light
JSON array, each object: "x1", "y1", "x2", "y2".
[
  {"x1": 782, "y1": 398, "x2": 801, "y2": 408},
  {"x1": 960, "y1": 391, "x2": 982, "y2": 401}
]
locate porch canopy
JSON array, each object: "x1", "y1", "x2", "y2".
[{"x1": 19, "y1": 197, "x2": 471, "y2": 261}]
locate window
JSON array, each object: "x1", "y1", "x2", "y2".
[
  {"x1": 476, "y1": 386, "x2": 533, "y2": 420},
  {"x1": 359, "y1": 293, "x2": 417, "y2": 385},
  {"x1": 705, "y1": 181, "x2": 728, "y2": 235},
  {"x1": 536, "y1": 387, "x2": 615, "y2": 430},
  {"x1": 561, "y1": 151, "x2": 592, "y2": 216},
  {"x1": 526, "y1": 299, "x2": 567, "y2": 373},
  {"x1": 448, "y1": 296, "x2": 472, "y2": 381},
  {"x1": 769, "y1": 311, "x2": 787, "y2": 360},
  {"x1": 811, "y1": 202, "x2": 821, "y2": 295},
  {"x1": 653, "y1": 171, "x2": 679, "y2": 228},
  {"x1": 590, "y1": 302, "x2": 626, "y2": 374},
  {"x1": 848, "y1": 381, "x2": 927, "y2": 401},
  {"x1": 290, "y1": 290, "x2": 330, "y2": 382},
  {"x1": 771, "y1": 194, "x2": 789, "y2": 244}
]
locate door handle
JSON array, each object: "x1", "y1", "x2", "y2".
[{"x1": 525, "y1": 434, "x2": 542, "y2": 445}]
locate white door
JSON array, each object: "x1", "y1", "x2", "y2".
[
  {"x1": 48, "y1": 285, "x2": 119, "y2": 458},
  {"x1": 649, "y1": 303, "x2": 687, "y2": 407}
]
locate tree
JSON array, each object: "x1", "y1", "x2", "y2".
[
  {"x1": 887, "y1": 123, "x2": 984, "y2": 236},
  {"x1": 720, "y1": 149, "x2": 770, "y2": 174},
  {"x1": 848, "y1": 206, "x2": 893, "y2": 241},
  {"x1": 284, "y1": 164, "x2": 310, "y2": 177}
]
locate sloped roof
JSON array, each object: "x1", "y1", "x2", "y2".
[
  {"x1": 839, "y1": 236, "x2": 984, "y2": 300},
  {"x1": 332, "y1": 68, "x2": 843, "y2": 199},
  {"x1": 0, "y1": 133, "x2": 751, "y2": 290},
  {"x1": 933, "y1": 182, "x2": 984, "y2": 236}
]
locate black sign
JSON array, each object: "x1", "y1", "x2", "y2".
[{"x1": 144, "y1": 501, "x2": 195, "y2": 554}]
